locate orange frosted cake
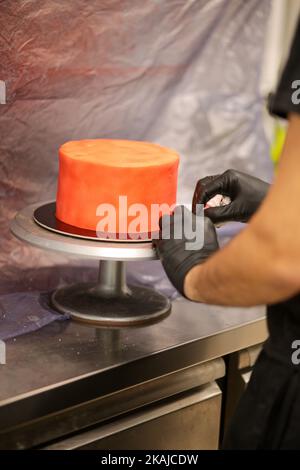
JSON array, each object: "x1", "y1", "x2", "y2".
[{"x1": 56, "y1": 139, "x2": 179, "y2": 235}]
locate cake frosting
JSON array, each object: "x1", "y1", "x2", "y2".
[{"x1": 56, "y1": 139, "x2": 179, "y2": 236}]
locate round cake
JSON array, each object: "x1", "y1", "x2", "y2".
[{"x1": 56, "y1": 139, "x2": 179, "y2": 237}]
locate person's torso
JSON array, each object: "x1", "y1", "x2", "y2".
[{"x1": 265, "y1": 293, "x2": 300, "y2": 365}]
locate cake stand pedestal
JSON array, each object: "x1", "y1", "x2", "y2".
[{"x1": 11, "y1": 203, "x2": 171, "y2": 327}]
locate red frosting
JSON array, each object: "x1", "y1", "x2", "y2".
[{"x1": 56, "y1": 139, "x2": 179, "y2": 235}]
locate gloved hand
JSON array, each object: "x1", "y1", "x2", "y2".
[
  {"x1": 192, "y1": 169, "x2": 270, "y2": 224},
  {"x1": 154, "y1": 206, "x2": 219, "y2": 296}
]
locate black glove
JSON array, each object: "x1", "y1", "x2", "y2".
[
  {"x1": 154, "y1": 206, "x2": 219, "y2": 296},
  {"x1": 192, "y1": 169, "x2": 270, "y2": 224}
]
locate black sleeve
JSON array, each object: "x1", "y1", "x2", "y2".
[{"x1": 268, "y1": 17, "x2": 300, "y2": 119}]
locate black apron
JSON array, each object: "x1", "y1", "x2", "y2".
[
  {"x1": 223, "y1": 15, "x2": 300, "y2": 450},
  {"x1": 223, "y1": 294, "x2": 300, "y2": 449}
]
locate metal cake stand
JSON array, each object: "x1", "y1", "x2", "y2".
[{"x1": 10, "y1": 202, "x2": 171, "y2": 326}]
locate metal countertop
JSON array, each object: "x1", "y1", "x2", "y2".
[{"x1": 0, "y1": 298, "x2": 267, "y2": 433}]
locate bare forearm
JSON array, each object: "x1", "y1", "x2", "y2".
[
  {"x1": 184, "y1": 223, "x2": 299, "y2": 306},
  {"x1": 185, "y1": 114, "x2": 300, "y2": 306}
]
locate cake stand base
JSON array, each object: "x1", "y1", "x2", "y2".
[
  {"x1": 11, "y1": 203, "x2": 171, "y2": 327},
  {"x1": 51, "y1": 260, "x2": 171, "y2": 326}
]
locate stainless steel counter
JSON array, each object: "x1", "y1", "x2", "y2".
[{"x1": 0, "y1": 298, "x2": 267, "y2": 449}]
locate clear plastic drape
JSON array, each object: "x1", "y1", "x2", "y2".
[{"x1": 0, "y1": 0, "x2": 272, "y2": 298}]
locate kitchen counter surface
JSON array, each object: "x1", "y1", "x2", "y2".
[{"x1": 0, "y1": 298, "x2": 267, "y2": 441}]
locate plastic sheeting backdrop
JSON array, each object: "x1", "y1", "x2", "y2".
[{"x1": 0, "y1": 0, "x2": 273, "y2": 337}]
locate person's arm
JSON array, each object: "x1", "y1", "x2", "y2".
[
  {"x1": 192, "y1": 170, "x2": 270, "y2": 223},
  {"x1": 184, "y1": 113, "x2": 300, "y2": 306}
]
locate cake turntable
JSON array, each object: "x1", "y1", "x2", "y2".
[{"x1": 10, "y1": 202, "x2": 171, "y2": 327}]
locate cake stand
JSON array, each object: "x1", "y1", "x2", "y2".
[{"x1": 10, "y1": 202, "x2": 171, "y2": 326}]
